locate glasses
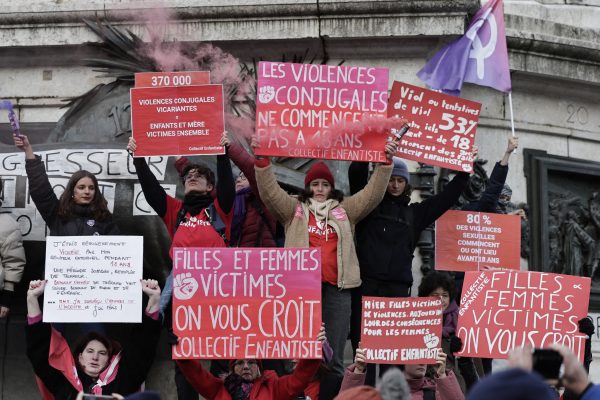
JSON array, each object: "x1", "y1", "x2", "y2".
[{"x1": 233, "y1": 360, "x2": 258, "y2": 368}]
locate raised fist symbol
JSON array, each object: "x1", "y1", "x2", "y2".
[
  {"x1": 258, "y1": 86, "x2": 275, "y2": 104},
  {"x1": 173, "y1": 273, "x2": 199, "y2": 300},
  {"x1": 424, "y1": 333, "x2": 440, "y2": 349}
]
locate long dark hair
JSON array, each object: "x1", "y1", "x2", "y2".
[
  {"x1": 73, "y1": 331, "x2": 120, "y2": 372},
  {"x1": 57, "y1": 170, "x2": 112, "y2": 221},
  {"x1": 297, "y1": 187, "x2": 345, "y2": 203}
]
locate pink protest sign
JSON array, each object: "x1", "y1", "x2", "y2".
[
  {"x1": 435, "y1": 210, "x2": 521, "y2": 272},
  {"x1": 388, "y1": 81, "x2": 481, "y2": 172},
  {"x1": 171, "y1": 247, "x2": 322, "y2": 360},
  {"x1": 361, "y1": 296, "x2": 443, "y2": 364},
  {"x1": 256, "y1": 61, "x2": 390, "y2": 162},
  {"x1": 457, "y1": 271, "x2": 590, "y2": 360}
]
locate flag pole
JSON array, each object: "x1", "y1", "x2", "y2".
[{"x1": 508, "y1": 91, "x2": 516, "y2": 137}]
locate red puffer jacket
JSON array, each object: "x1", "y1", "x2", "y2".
[{"x1": 177, "y1": 359, "x2": 321, "y2": 400}]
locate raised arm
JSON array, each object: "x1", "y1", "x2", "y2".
[
  {"x1": 176, "y1": 359, "x2": 225, "y2": 400},
  {"x1": 127, "y1": 137, "x2": 168, "y2": 217},
  {"x1": 14, "y1": 134, "x2": 60, "y2": 223},
  {"x1": 25, "y1": 280, "x2": 71, "y2": 395},
  {"x1": 251, "y1": 135, "x2": 297, "y2": 225},
  {"x1": 216, "y1": 133, "x2": 236, "y2": 214},
  {"x1": 225, "y1": 135, "x2": 258, "y2": 191},
  {"x1": 342, "y1": 141, "x2": 396, "y2": 223},
  {"x1": 272, "y1": 325, "x2": 325, "y2": 398},
  {"x1": 348, "y1": 161, "x2": 369, "y2": 196}
]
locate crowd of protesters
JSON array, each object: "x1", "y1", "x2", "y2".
[{"x1": 2, "y1": 127, "x2": 599, "y2": 400}]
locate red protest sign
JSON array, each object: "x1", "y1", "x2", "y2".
[
  {"x1": 171, "y1": 247, "x2": 322, "y2": 360},
  {"x1": 388, "y1": 81, "x2": 481, "y2": 173},
  {"x1": 134, "y1": 71, "x2": 210, "y2": 88},
  {"x1": 361, "y1": 296, "x2": 443, "y2": 364},
  {"x1": 255, "y1": 61, "x2": 390, "y2": 162},
  {"x1": 130, "y1": 85, "x2": 225, "y2": 157},
  {"x1": 457, "y1": 271, "x2": 590, "y2": 360},
  {"x1": 435, "y1": 210, "x2": 521, "y2": 272}
]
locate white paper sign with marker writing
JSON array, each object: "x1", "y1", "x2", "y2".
[{"x1": 43, "y1": 235, "x2": 144, "y2": 323}]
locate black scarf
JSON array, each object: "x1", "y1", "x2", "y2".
[
  {"x1": 182, "y1": 193, "x2": 214, "y2": 216},
  {"x1": 71, "y1": 204, "x2": 93, "y2": 218},
  {"x1": 224, "y1": 373, "x2": 252, "y2": 400}
]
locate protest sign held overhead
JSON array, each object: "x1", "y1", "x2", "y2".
[
  {"x1": 435, "y1": 210, "x2": 521, "y2": 272},
  {"x1": 457, "y1": 271, "x2": 590, "y2": 360},
  {"x1": 172, "y1": 247, "x2": 322, "y2": 360},
  {"x1": 43, "y1": 236, "x2": 143, "y2": 323},
  {"x1": 388, "y1": 81, "x2": 480, "y2": 172},
  {"x1": 130, "y1": 70, "x2": 225, "y2": 156},
  {"x1": 134, "y1": 71, "x2": 210, "y2": 88},
  {"x1": 361, "y1": 296, "x2": 443, "y2": 364},
  {"x1": 255, "y1": 61, "x2": 391, "y2": 162}
]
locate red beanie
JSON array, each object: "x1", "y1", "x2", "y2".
[{"x1": 304, "y1": 161, "x2": 335, "y2": 188}]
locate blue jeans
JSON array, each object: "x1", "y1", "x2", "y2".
[{"x1": 322, "y1": 283, "x2": 351, "y2": 376}]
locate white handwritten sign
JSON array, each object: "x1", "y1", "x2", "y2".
[{"x1": 43, "y1": 235, "x2": 144, "y2": 323}]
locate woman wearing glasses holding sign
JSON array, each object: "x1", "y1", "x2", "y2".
[{"x1": 252, "y1": 136, "x2": 397, "y2": 378}]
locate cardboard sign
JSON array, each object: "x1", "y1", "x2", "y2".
[
  {"x1": 388, "y1": 81, "x2": 481, "y2": 172},
  {"x1": 135, "y1": 71, "x2": 210, "y2": 88},
  {"x1": 457, "y1": 271, "x2": 590, "y2": 360},
  {"x1": 435, "y1": 210, "x2": 521, "y2": 272},
  {"x1": 255, "y1": 61, "x2": 390, "y2": 162},
  {"x1": 43, "y1": 236, "x2": 143, "y2": 323},
  {"x1": 130, "y1": 84, "x2": 225, "y2": 156},
  {"x1": 361, "y1": 296, "x2": 443, "y2": 364},
  {"x1": 172, "y1": 247, "x2": 322, "y2": 359}
]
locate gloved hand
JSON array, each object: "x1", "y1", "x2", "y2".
[
  {"x1": 578, "y1": 317, "x2": 595, "y2": 337},
  {"x1": 450, "y1": 334, "x2": 463, "y2": 353}
]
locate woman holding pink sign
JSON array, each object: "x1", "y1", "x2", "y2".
[{"x1": 252, "y1": 136, "x2": 397, "y2": 377}]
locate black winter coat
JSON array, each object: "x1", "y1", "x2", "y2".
[
  {"x1": 25, "y1": 157, "x2": 119, "y2": 236},
  {"x1": 349, "y1": 162, "x2": 469, "y2": 284},
  {"x1": 461, "y1": 162, "x2": 508, "y2": 213},
  {"x1": 26, "y1": 315, "x2": 160, "y2": 399}
]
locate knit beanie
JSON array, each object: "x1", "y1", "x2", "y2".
[
  {"x1": 501, "y1": 184, "x2": 512, "y2": 198},
  {"x1": 378, "y1": 368, "x2": 410, "y2": 400},
  {"x1": 334, "y1": 386, "x2": 383, "y2": 400},
  {"x1": 391, "y1": 157, "x2": 410, "y2": 182},
  {"x1": 305, "y1": 161, "x2": 335, "y2": 188},
  {"x1": 467, "y1": 368, "x2": 555, "y2": 400}
]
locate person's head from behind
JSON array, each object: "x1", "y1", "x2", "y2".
[
  {"x1": 299, "y1": 161, "x2": 343, "y2": 203},
  {"x1": 181, "y1": 163, "x2": 215, "y2": 195},
  {"x1": 230, "y1": 359, "x2": 261, "y2": 382},
  {"x1": 388, "y1": 157, "x2": 411, "y2": 198},
  {"x1": 73, "y1": 332, "x2": 114, "y2": 378},
  {"x1": 58, "y1": 170, "x2": 111, "y2": 220},
  {"x1": 418, "y1": 271, "x2": 455, "y2": 311}
]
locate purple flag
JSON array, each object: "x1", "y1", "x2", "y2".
[{"x1": 417, "y1": 0, "x2": 511, "y2": 94}]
